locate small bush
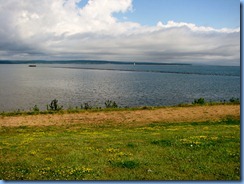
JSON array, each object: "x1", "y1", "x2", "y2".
[
  {"x1": 229, "y1": 97, "x2": 240, "y2": 104},
  {"x1": 83, "y1": 102, "x2": 92, "y2": 110},
  {"x1": 47, "y1": 99, "x2": 63, "y2": 111},
  {"x1": 32, "y1": 105, "x2": 39, "y2": 112},
  {"x1": 193, "y1": 98, "x2": 205, "y2": 105},
  {"x1": 105, "y1": 100, "x2": 118, "y2": 108},
  {"x1": 141, "y1": 106, "x2": 151, "y2": 110}
]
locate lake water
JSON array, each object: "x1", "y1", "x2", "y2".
[{"x1": 0, "y1": 64, "x2": 240, "y2": 111}]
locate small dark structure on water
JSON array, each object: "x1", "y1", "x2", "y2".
[{"x1": 28, "y1": 65, "x2": 36, "y2": 67}]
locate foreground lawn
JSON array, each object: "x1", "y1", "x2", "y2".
[{"x1": 0, "y1": 116, "x2": 240, "y2": 180}]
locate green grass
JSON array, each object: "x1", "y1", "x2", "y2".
[{"x1": 0, "y1": 117, "x2": 240, "y2": 180}]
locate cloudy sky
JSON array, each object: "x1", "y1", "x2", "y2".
[{"x1": 0, "y1": 0, "x2": 240, "y2": 65}]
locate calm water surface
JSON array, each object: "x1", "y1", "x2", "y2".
[{"x1": 0, "y1": 64, "x2": 240, "y2": 111}]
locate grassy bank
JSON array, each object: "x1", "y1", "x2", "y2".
[
  {"x1": 0, "y1": 97, "x2": 240, "y2": 117},
  {"x1": 0, "y1": 105, "x2": 240, "y2": 180}
]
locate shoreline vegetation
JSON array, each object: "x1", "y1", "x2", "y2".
[
  {"x1": 0, "y1": 97, "x2": 240, "y2": 117},
  {"x1": 0, "y1": 103, "x2": 240, "y2": 128},
  {"x1": 0, "y1": 98, "x2": 240, "y2": 180}
]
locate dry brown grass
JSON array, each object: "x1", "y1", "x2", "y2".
[{"x1": 0, "y1": 104, "x2": 240, "y2": 127}]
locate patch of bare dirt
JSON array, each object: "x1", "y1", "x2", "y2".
[{"x1": 0, "y1": 105, "x2": 240, "y2": 127}]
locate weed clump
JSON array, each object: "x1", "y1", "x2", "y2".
[
  {"x1": 105, "y1": 100, "x2": 118, "y2": 108},
  {"x1": 193, "y1": 98, "x2": 205, "y2": 105},
  {"x1": 229, "y1": 97, "x2": 239, "y2": 104},
  {"x1": 80, "y1": 102, "x2": 92, "y2": 110},
  {"x1": 110, "y1": 160, "x2": 139, "y2": 169},
  {"x1": 47, "y1": 99, "x2": 63, "y2": 111},
  {"x1": 151, "y1": 139, "x2": 173, "y2": 146},
  {"x1": 32, "y1": 105, "x2": 39, "y2": 112}
]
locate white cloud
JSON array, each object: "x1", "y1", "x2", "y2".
[
  {"x1": 0, "y1": 0, "x2": 240, "y2": 65},
  {"x1": 157, "y1": 20, "x2": 240, "y2": 33}
]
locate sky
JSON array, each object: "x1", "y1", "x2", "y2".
[{"x1": 0, "y1": 0, "x2": 240, "y2": 65}]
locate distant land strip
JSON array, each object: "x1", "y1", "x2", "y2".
[
  {"x1": 49, "y1": 66, "x2": 239, "y2": 77},
  {"x1": 0, "y1": 60, "x2": 191, "y2": 65}
]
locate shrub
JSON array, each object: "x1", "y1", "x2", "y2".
[
  {"x1": 82, "y1": 102, "x2": 92, "y2": 110},
  {"x1": 229, "y1": 97, "x2": 240, "y2": 104},
  {"x1": 193, "y1": 98, "x2": 205, "y2": 105},
  {"x1": 47, "y1": 99, "x2": 63, "y2": 111},
  {"x1": 105, "y1": 100, "x2": 118, "y2": 108},
  {"x1": 32, "y1": 105, "x2": 39, "y2": 112},
  {"x1": 84, "y1": 103, "x2": 90, "y2": 110}
]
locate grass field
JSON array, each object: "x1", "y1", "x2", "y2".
[{"x1": 0, "y1": 105, "x2": 240, "y2": 180}]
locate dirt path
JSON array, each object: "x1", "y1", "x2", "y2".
[{"x1": 0, "y1": 105, "x2": 240, "y2": 127}]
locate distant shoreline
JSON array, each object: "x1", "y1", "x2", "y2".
[
  {"x1": 0, "y1": 60, "x2": 238, "y2": 76},
  {"x1": 0, "y1": 60, "x2": 191, "y2": 66}
]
